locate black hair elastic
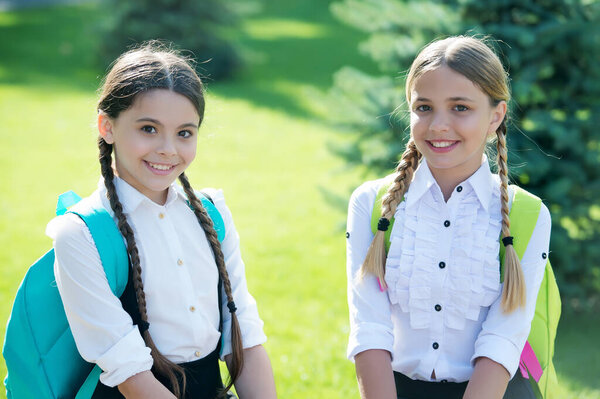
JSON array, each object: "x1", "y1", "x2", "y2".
[
  {"x1": 227, "y1": 301, "x2": 237, "y2": 313},
  {"x1": 377, "y1": 217, "x2": 390, "y2": 231},
  {"x1": 139, "y1": 320, "x2": 150, "y2": 334},
  {"x1": 502, "y1": 236, "x2": 514, "y2": 247}
]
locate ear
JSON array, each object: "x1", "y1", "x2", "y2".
[
  {"x1": 488, "y1": 100, "x2": 507, "y2": 136},
  {"x1": 98, "y1": 112, "x2": 115, "y2": 144}
]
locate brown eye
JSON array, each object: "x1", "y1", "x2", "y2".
[
  {"x1": 178, "y1": 130, "x2": 193, "y2": 138},
  {"x1": 141, "y1": 125, "x2": 157, "y2": 133},
  {"x1": 415, "y1": 105, "x2": 431, "y2": 112}
]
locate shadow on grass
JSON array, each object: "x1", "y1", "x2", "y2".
[
  {"x1": 554, "y1": 311, "x2": 600, "y2": 391},
  {"x1": 0, "y1": 2, "x2": 105, "y2": 91},
  {"x1": 210, "y1": 0, "x2": 379, "y2": 120}
]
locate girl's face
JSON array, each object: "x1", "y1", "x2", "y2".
[
  {"x1": 409, "y1": 66, "x2": 506, "y2": 183},
  {"x1": 98, "y1": 89, "x2": 200, "y2": 204}
]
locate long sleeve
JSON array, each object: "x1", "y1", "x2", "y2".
[
  {"x1": 471, "y1": 203, "x2": 551, "y2": 378},
  {"x1": 346, "y1": 180, "x2": 395, "y2": 360},
  {"x1": 49, "y1": 213, "x2": 153, "y2": 387},
  {"x1": 207, "y1": 189, "x2": 267, "y2": 359}
]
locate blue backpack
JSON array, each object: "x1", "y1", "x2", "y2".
[{"x1": 3, "y1": 189, "x2": 225, "y2": 399}]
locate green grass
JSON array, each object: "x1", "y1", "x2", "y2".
[{"x1": 0, "y1": 1, "x2": 598, "y2": 398}]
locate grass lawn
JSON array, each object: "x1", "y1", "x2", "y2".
[{"x1": 1, "y1": 1, "x2": 598, "y2": 398}]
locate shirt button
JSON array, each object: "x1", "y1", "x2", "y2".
[
  {"x1": 435, "y1": 304, "x2": 442, "y2": 312},
  {"x1": 177, "y1": 259, "x2": 184, "y2": 266},
  {"x1": 432, "y1": 342, "x2": 439, "y2": 350},
  {"x1": 456, "y1": 186, "x2": 463, "y2": 192},
  {"x1": 444, "y1": 220, "x2": 450, "y2": 227},
  {"x1": 346, "y1": 232, "x2": 350, "y2": 238},
  {"x1": 189, "y1": 306, "x2": 196, "y2": 312},
  {"x1": 158, "y1": 213, "x2": 165, "y2": 219},
  {"x1": 195, "y1": 351, "x2": 201, "y2": 357},
  {"x1": 439, "y1": 261, "x2": 446, "y2": 269},
  {"x1": 542, "y1": 252, "x2": 547, "y2": 259}
]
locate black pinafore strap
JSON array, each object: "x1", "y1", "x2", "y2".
[{"x1": 92, "y1": 261, "x2": 225, "y2": 399}]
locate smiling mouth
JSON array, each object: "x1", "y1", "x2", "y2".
[
  {"x1": 428, "y1": 140, "x2": 458, "y2": 148},
  {"x1": 145, "y1": 161, "x2": 176, "y2": 171}
]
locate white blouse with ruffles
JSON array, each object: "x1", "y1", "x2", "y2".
[{"x1": 346, "y1": 157, "x2": 551, "y2": 383}]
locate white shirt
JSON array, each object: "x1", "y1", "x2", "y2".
[
  {"x1": 48, "y1": 177, "x2": 266, "y2": 387},
  {"x1": 346, "y1": 158, "x2": 551, "y2": 382}
]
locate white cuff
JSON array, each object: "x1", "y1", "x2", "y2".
[
  {"x1": 347, "y1": 323, "x2": 394, "y2": 362},
  {"x1": 96, "y1": 326, "x2": 153, "y2": 387},
  {"x1": 471, "y1": 334, "x2": 521, "y2": 379}
]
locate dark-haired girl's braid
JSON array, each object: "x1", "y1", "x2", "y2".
[
  {"x1": 360, "y1": 139, "x2": 422, "y2": 288},
  {"x1": 178, "y1": 172, "x2": 244, "y2": 394},
  {"x1": 98, "y1": 138, "x2": 186, "y2": 398},
  {"x1": 495, "y1": 119, "x2": 526, "y2": 312}
]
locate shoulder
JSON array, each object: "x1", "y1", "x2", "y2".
[
  {"x1": 350, "y1": 177, "x2": 391, "y2": 206},
  {"x1": 46, "y1": 191, "x2": 106, "y2": 247}
]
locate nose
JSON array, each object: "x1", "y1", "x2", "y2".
[
  {"x1": 429, "y1": 111, "x2": 450, "y2": 133},
  {"x1": 157, "y1": 135, "x2": 177, "y2": 156}
]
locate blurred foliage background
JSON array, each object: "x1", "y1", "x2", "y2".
[
  {"x1": 0, "y1": 0, "x2": 599, "y2": 398},
  {"x1": 329, "y1": 0, "x2": 600, "y2": 308}
]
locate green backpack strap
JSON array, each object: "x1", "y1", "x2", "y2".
[
  {"x1": 370, "y1": 175, "x2": 396, "y2": 253},
  {"x1": 500, "y1": 185, "x2": 560, "y2": 399}
]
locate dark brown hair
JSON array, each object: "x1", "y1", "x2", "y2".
[{"x1": 97, "y1": 42, "x2": 243, "y2": 397}]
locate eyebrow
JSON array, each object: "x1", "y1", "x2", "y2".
[
  {"x1": 414, "y1": 96, "x2": 476, "y2": 103},
  {"x1": 136, "y1": 117, "x2": 199, "y2": 129}
]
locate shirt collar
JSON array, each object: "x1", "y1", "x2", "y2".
[
  {"x1": 404, "y1": 161, "x2": 438, "y2": 209},
  {"x1": 464, "y1": 155, "x2": 496, "y2": 212},
  {"x1": 97, "y1": 176, "x2": 181, "y2": 213},
  {"x1": 404, "y1": 155, "x2": 496, "y2": 211}
]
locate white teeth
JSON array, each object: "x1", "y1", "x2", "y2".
[
  {"x1": 148, "y1": 162, "x2": 173, "y2": 170},
  {"x1": 430, "y1": 141, "x2": 455, "y2": 148}
]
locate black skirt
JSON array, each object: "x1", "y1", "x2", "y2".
[
  {"x1": 91, "y1": 346, "x2": 224, "y2": 399},
  {"x1": 394, "y1": 371, "x2": 536, "y2": 399},
  {"x1": 394, "y1": 372, "x2": 468, "y2": 399}
]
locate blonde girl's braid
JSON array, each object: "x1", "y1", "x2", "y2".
[
  {"x1": 98, "y1": 138, "x2": 186, "y2": 398},
  {"x1": 496, "y1": 118, "x2": 526, "y2": 312},
  {"x1": 361, "y1": 139, "x2": 422, "y2": 288},
  {"x1": 178, "y1": 173, "x2": 244, "y2": 394}
]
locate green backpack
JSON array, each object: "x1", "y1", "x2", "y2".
[
  {"x1": 371, "y1": 180, "x2": 560, "y2": 399},
  {"x1": 3, "y1": 189, "x2": 225, "y2": 399}
]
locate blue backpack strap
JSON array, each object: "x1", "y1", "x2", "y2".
[
  {"x1": 175, "y1": 187, "x2": 226, "y2": 242},
  {"x1": 68, "y1": 195, "x2": 129, "y2": 297},
  {"x1": 66, "y1": 194, "x2": 129, "y2": 397}
]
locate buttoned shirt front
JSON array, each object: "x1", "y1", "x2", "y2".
[
  {"x1": 346, "y1": 158, "x2": 551, "y2": 382},
  {"x1": 48, "y1": 177, "x2": 266, "y2": 387}
]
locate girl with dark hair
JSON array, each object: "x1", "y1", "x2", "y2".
[
  {"x1": 346, "y1": 36, "x2": 552, "y2": 399},
  {"x1": 47, "y1": 43, "x2": 277, "y2": 399}
]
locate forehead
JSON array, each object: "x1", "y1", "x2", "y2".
[
  {"x1": 410, "y1": 66, "x2": 488, "y2": 102},
  {"x1": 124, "y1": 89, "x2": 199, "y2": 122}
]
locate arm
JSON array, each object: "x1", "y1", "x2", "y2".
[
  {"x1": 355, "y1": 350, "x2": 397, "y2": 399},
  {"x1": 346, "y1": 182, "x2": 396, "y2": 395},
  {"x1": 226, "y1": 345, "x2": 277, "y2": 399},
  {"x1": 463, "y1": 357, "x2": 509, "y2": 399},
  {"x1": 50, "y1": 213, "x2": 154, "y2": 387},
  {"x1": 470, "y1": 204, "x2": 552, "y2": 388},
  {"x1": 117, "y1": 371, "x2": 176, "y2": 399}
]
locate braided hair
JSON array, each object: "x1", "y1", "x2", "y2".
[
  {"x1": 97, "y1": 42, "x2": 244, "y2": 397},
  {"x1": 361, "y1": 36, "x2": 525, "y2": 312}
]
